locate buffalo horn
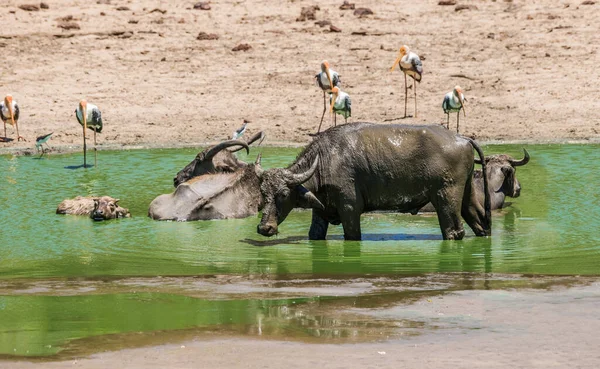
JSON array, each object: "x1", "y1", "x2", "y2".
[
  {"x1": 204, "y1": 140, "x2": 250, "y2": 158},
  {"x1": 244, "y1": 131, "x2": 266, "y2": 147},
  {"x1": 509, "y1": 148, "x2": 530, "y2": 167},
  {"x1": 286, "y1": 155, "x2": 319, "y2": 186}
]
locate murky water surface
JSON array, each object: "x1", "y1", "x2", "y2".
[{"x1": 0, "y1": 144, "x2": 599, "y2": 358}]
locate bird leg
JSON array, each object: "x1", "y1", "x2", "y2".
[
  {"x1": 446, "y1": 113, "x2": 450, "y2": 130},
  {"x1": 456, "y1": 112, "x2": 460, "y2": 134},
  {"x1": 317, "y1": 91, "x2": 326, "y2": 134},
  {"x1": 3, "y1": 122, "x2": 6, "y2": 141},
  {"x1": 334, "y1": 112, "x2": 337, "y2": 127},
  {"x1": 414, "y1": 80, "x2": 418, "y2": 118},
  {"x1": 94, "y1": 130, "x2": 97, "y2": 167},
  {"x1": 404, "y1": 73, "x2": 408, "y2": 118},
  {"x1": 16, "y1": 121, "x2": 24, "y2": 141},
  {"x1": 83, "y1": 124, "x2": 87, "y2": 168}
]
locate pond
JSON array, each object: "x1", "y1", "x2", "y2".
[{"x1": 0, "y1": 144, "x2": 599, "y2": 359}]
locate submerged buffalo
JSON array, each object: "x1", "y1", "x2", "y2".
[
  {"x1": 174, "y1": 131, "x2": 265, "y2": 187},
  {"x1": 419, "y1": 149, "x2": 530, "y2": 212},
  {"x1": 149, "y1": 156, "x2": 263, "y2": 221},
  {"x1": 57, "y1": 196, "x2": 131, "y2": 221},
  {"x1": 255, "y1": 122, "x2": 491, "y2": 241}
]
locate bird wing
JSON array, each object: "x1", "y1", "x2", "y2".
[
  {"x1": 442, "y1": 94, "x2": 451, "y2": 113},
  {"x1": 345, "y1": 95, "x2": 351, "y2": 118},
  {"x1": 75, "y1": 108, "x2": 83, "y2": 125},
  {"x1": 91, "y1": 108, "x2": 103, "y2": 132},
  {"x1": 13, "y1": 104, "x2": 19, "y2": 121},
  {"x1": 411, "y1": 54, "x2": 423, "y2": 81},
  {"x1": 332, "y1": 71, "x2": 341, "y2": 87},
  {"x1": 0, "y1": 103, "x2": 5, "y2": 121}
]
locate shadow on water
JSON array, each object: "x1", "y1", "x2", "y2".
[
  {"x1": 242, "y1": 233, "x2": 442, "y2": 246},
  {"x1": 64, "y1": 164, "x2": 94, "y2": 170}
]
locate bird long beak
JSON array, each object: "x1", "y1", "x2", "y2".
[
  {"x1": 460, "y1": 97, "x2": 467, "y2": 117},
  {"x1": 5, "y1": 97, "x2": 15, "y2": 126},
  {"x1": 330, "y1": 91, "x2": 337, "y2": 113},
  {"x1": 325, "y1": 67, "x2": 333, "y2": 90},
  {"x1": 390, "y1": 56, "x2": 401, "y2": 72}
]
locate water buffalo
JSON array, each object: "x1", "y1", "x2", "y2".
[
  {"x1": 173, "y1": 131, "x2": 265, "y2": 187},
  {"x1": 57, "y1": 196, "x2": 131, "y2": 221},
  {"x1": 149, "y1": 155, "x2": 263, "y2": 221},
  {"x1": 255, "y1": 122, "x2": 491, "y2": 241},
  {"x1": 418, "y1": 149, "x2": 530, "y2": 212}
]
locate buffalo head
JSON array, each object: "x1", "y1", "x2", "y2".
[
  {"x1": 476, "y1": 148, "x2": 530, "y2": 198},
  {"x1": 174, "y1": 140, "x2": 250, "y2": 187},
  {"x1": 91, "y1": 196, "x2": 131, "y2": 221},
  {"x1": 256, "y1": 155, "x2": 324, "y2": 237}
]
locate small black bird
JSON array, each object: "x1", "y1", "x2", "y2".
[{"x1": 35, "y1": 132, "x2": 53, "y2": 157}]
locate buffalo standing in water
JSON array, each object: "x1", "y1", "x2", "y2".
[
  {"x1": 255, "y1": 123, "x2": 491, "y2": 241},
  {"x1": 419, "y1": 149, "x2": 530, "y2": 212},
  {"x1": 57, "y1": 196, "x2": 131, "y2": 220},
  {"x1": 173, "y1": 131, "x2": 265, "y2": 187}
]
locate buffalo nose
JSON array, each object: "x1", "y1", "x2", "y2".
[
  {"x1": 257, "y1": 223, "x2": 277, "y2": 237},
  {"x1": 514, "y1": 183, "x2": 521, "y2": 197}
]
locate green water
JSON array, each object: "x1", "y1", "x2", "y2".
[{"x1": 0, "y1": 144, "x2": 599, "y2": 358}]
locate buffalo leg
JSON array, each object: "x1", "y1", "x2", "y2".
[
  {"x1": 461, "y1": 177, "x2": 490, "y2": 236},
  {"x1": 432, "y1": 187, "x2": 465, "y2": 240},
  {"x1": 309, "y1": 211, "x2": 329, "y2": 240},
  {"x1": 339, "y1": 203, "x2": 362, "y2": 241}
]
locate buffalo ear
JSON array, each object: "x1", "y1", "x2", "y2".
[
  {"x1": 254, "y1": 154, "x2": 264, "y2": 178},
  {"x1": 296, "y1": 185, "x2": 324, "y2": 210}
]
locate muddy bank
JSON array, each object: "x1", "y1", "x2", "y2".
[{"x1": 4, "y1": 279, "x2": 599, "y2": 369}]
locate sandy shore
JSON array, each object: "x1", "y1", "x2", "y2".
[
  {"x1": 1, "y1": 0, "x2": 599, "y2": 151},
  {"x1": 4, "y1": 280, "x2": 600, "y2": 369}
]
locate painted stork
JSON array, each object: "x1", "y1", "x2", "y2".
[
  {"x1": 315, "y1": 60, "x2": 340, "y2": 134},
  {"x1": 0, "y1": 94, "x2": 24, "y2": 141},
  {"x1": 330, "y1": 86, "x2": 351, "y2": 126},
  {"x1": 35, "y1": 132, "x2": 53, "y2": 157},
  {"x1": 75, "y1": 100, "x2": 103, "y2": 167},
  {"x1": 232, "y1": 120, "x2": 250, "y2": 140},
  {"x1": 442, "y1": 86, "x2": 467, "y2": 133},
  {"x1": 390, "y1": 45, "x2": 423, "y2": 118}
]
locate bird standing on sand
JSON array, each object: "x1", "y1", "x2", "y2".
[
  {"x1": 75, "y1": 100, "x2": 103, "y2": 167},
  {"x1": 35, "y1": 132, "x2": 53, "y2": 157},
  {"x1": 232, "y1": 120, "x2": 250, "y2": 140},
  {"x1": 315, "y1": 60, "x2": 340, "y2": 134},
  {"x1": 0, "y1": 94, "x2": 24, "y2": 141},
  {"x1": 442, "y1": 86, "x2": 467, "y2": 133},
  {"x1": 330, "y1": 86, "x2": 351, "y2": 126},
  {"x1": 390, "y1": 45, "x2": 423, "y2": 118}
]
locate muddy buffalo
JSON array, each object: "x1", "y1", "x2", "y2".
[
  {"x1": 174, "y1": 131, "x2": 265, "y2": 187},
  {"x1": 57, "y1": 196, "x2": 131, "y2": 220},
  {"x1": 255, "y1": 123, "x2": 491, "y2": 241},
  {"x1": 418, "y1": 149, "x2": 530, "y2": 212},
  {"x1": 149, "y1": 155, "x2": 263, "y2": 221}
]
